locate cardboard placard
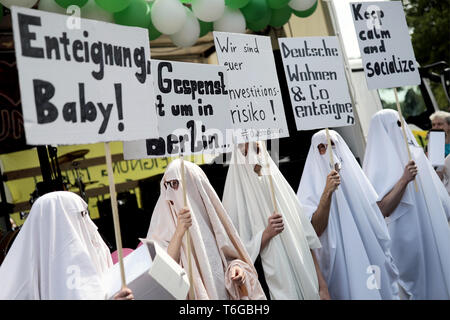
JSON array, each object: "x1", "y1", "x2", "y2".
[
  {"x1": 123, "y1": 60, "x2": 232, "y2": 159},
  {"x1": 104, "y1": 240, "x2": 190, "y2": 300},
  {"x1": 213, "y1": 32, "x2": 289, "y2": 142},
  {"x1": 11, "y1": 7, "x2": 158, "y2": 145},
  {"x1": 350, "y1": 1, "x2": 421, "y2": 90},
  {"x1": 278, "y1": 36, "x2": 354, "y2": 130}
]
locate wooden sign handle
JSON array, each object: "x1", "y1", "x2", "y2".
[
  {"x1": 263, "y1": 142, "x2": 278, "y2": 214},
  {"x1": 325, "y1": 128, "x2": 338, "y2": 190},
  {"x1": 104, "y1": 142, "x2": 126, "y2": 289},
  {"x1": 180, "y1": 156, "x2": 195, "y2": 300},
  {"x1": 394, "y1": 88, "x2": 419, "y2": 192}
]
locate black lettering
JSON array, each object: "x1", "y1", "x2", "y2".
[
  {"x1": 18, "y1": 13, "x2": 44, "y2": 58},
  {"x1": 33, "y1": 79, "x2": 58, "y2": 124}
]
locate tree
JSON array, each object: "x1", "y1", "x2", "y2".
[
  {"x1": 405, "y1": 0, "x2": 450, "y2": 110},
  {"x1": 406, "y1": 0, "x2": 450, "y2": 67}
]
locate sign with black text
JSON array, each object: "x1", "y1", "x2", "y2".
[
  {"x1": 350, "y1": 1, "x2": 420, "y2": 90},
  {"x1": 279, "y1": 36, "x2": 354, "y2": 130},
  {"x1": 11, "y1": 6, "x2": 158, "y2": 145},
  {"x1": 123, "y1": 60, "x2": 232, "y2": 159},
  {"x1": 213, "y1": 32, "x2": 289, "y2": 142}
]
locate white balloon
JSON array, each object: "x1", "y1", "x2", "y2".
[
  {"x1": 38, "y1": 0, "x2": 67, "y2": 14},
  {"x1": 191, "y1": 0, "x2": 225, "y2": 23},
  {"x1": 288, "y1": 0, "x2": 316, "y2": 11},
  {"x1": 0, "y1": 0, "x2": 38, "y2": 8},
  {"x1": 170, "y1": 8, "x2": 200, "y2": 48},
  {"x1": 213, "y1": 7, "x2": 246, "y2": 34},
  {"x1": 151, "y1": 0, "x2": 187, "y2": 35},
  {"x1": 81, "y1": 0, "x2": 113, "y2": 23}
]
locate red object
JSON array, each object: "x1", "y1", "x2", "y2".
[{"x1": 111, "y1": 248, "x2": 134, "y2": 264}]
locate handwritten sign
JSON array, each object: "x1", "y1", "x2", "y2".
[
  {"x1": 279, "y1": 36, "x2": 354, "y2": 130},
  {"x1": 350, "y1": 1, "x2": 420, "y2": 90},
  {"x1": 11, "y1": 7, "x2": 158, "y2": 145},
  {"x1": 123, "y1": 60, "x2": 232, "y2": 159},
  {"x1": 213, "y1": 32, "x2": 289, "y2": 142}
]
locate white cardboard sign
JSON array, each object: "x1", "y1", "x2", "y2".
[
  {"x1": 213, "y1": 32, "x2": 289, "y2": 142},
  {"x1": 278, "y1": 36, "x2": 354, "y2": 130},
  {"x1": 350, "y1": 1, "x2": 421, "y2": 90},
  {"x1": 11, "y1": 7, "x2": 158, "y2": 145},
  {"x1": 104, "y1": 240, "x2": 190, "y2": 300},
  {"x1": 123, "y1": 59, "x2": 232, "y2": 159}
]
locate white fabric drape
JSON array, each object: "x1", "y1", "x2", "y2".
[
  {"x1": 363, "y1": 109, "x2": 450, "y2": 299},
  {"x1": 298, "y1": 130, "x2": 399, "y2": 300},
  {"x1": 223, "y1": 142, "x2": 322, "y2": 300},
  {"x1": 0, "y1": 191, "x2": 112, "y2": 300},
  {"x1": 146, "y1": 159, "x2": 266, "y2": 300}
]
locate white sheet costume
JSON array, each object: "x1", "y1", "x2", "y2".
[
  {"x1": 0, "y1": 191, "x2": 112, "y2": 300},
  {"x1": 223, "y1": 142, "x2": 322, "y2": 300},
  {"x1": 146, "y1": 159, "x2": 266, "y2": 300},
  {"x1": 298, "y1": 130, "x2": 399, "y2": 300},
  {"x1": 363, "y1": 109, "x2": 450, "y2": 299}
]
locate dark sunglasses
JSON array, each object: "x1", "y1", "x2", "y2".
[{"x1": 164, "y1": 179, "x2": 180, "y2": 190}]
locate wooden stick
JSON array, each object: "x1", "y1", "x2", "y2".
[
  {"x1": 263, "y1": 142, "x2": 278, "y2": 213},
  {"x1": 180, "y1": 156, "x2": 195, "y2": 300},
  {"x1": 325, "y1": 128, "x2": 339, "y2": 191},
  {"x1": 394, "y1": 88, "x2": 419, "y2": 192},
  {"x1": 104, "y1": 142, "x2": 126, "y2": 289},
  {"x1": 325, "y1": 128, "x2": 334, "y2": 169}
]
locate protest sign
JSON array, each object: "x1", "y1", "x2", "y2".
[
  {"x1": 11, "y1": 7, "x2": 158, "y2": 145},
  {"x1": 213, "y1": 32, "x2": 289, "y2": 143},
  {"x1": 350, "y1": 1, "x2": 420, "y2": 90},
  {"x1": 279, "y1": 36, "x2": 354, "y2": 130},
  {"x1": 123, "y1": 60, "x2": 232, "y2": 159}
]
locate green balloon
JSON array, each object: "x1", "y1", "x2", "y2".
[
  {"x1": 114, "y1": 0, "x2": 150, "y2": 29},
  {"x1": 247, "y1": 8, "x2": 271, "y2": 31},
  {"x1": 267, "y1": 0, "x2": 289, "y2": 10},
  {"x1": 293, "y1": 0, "x2": 318, "y2": 18},
  {"x1": 55, "y1": 0, "x2": 88, "y2": 8},
  {"x1": 148, "y1": 1, "x2": 161, "y2": 41},
  {"x1": 225, "y1": 0, "x2": 250, "y2": 9},
  {"x1": 95, "y1": 0, "x2": 132, "y2": 13},
  {"x1": 199, "y1": 19, "x2": 213, "y2": 37},
  {"x1": 241, "y1": 0, "x2": 269, "y2": 23},
  {"x1": 269, "y1": 5, "x2": 291, "y2": 28}
]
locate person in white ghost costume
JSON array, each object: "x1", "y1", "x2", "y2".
[
  {"x1": 222, "y1": 141, "x2": 330, "y2": 300},
  {"x1": 147, "y1": 159, "x2": 266, "y2": 300},
  {"x1": 363, "y1": 109, "x2": 450, "y2": 300},
  {"x1": 297, "y1": 130, "x2": 400, "y2": 300},
  {"x1": 0, "y1": 191, "x2": 133, "y2": 300}
]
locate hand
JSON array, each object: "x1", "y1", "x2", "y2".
[
  {"x1": 113, "y1": 287, "x2": 134, "y2": 300},
  {"x1": 401, "y1": 160, "x2": 418, "y2": 183},
  {"x1": 176, "y1": 207, "x2": 192, "y2": 235},
  {"x1": 319, "y1": 286, "x2": 331, "y2": 300},
  {"x1": 264, "y1": 212, "x2": 284, "y2": 240},
  {"x1": 231, "y1": 266, "x2": 245, "y2": 286},
  {"x1": 324, "y1": 170, "x2": 340, "y2": 195}
]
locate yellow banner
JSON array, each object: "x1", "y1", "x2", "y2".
[{"x1": 1, "y1": 142, "x2": 204, "y2": 226}]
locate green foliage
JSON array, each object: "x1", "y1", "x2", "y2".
[{"x1": 406, "y1": 0, "x2": 450, "y2": 109}]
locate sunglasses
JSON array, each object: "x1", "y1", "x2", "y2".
[
  {"x1": 317, "y1": 142, "x2": 336, "y2": 155},
  {"x1": 164, "y1": 179, "x2": 180, "y2": 190}
]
